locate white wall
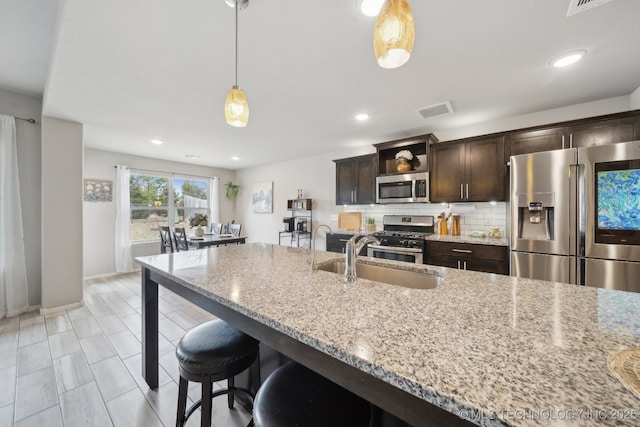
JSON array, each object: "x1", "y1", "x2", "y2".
[
  {"x1": 0, "y1": 89, "x2": 43, "y2": 308},
  {"x1": 83, "y1": 149, "x2": 237, "y2": 277},
  {"x1": 42, "y1": 116, "x2": 84, "y2": 311},
  {"x1": 631, "y1": 86, "x2": 640, "y2": 110}
]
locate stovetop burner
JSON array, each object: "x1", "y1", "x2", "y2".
[{"x1": 374, "y1": 230, "x2": 433, "y2": 239}]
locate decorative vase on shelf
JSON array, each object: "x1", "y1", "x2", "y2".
[
  {"x1": 396, "y1": 160, "x2": 411, "y2": 172},
  {"x1": 195, "y1": 226, "x2": 204, "y2": 237}
]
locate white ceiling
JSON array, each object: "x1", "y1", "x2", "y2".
[{"x1": 2, "y1": 0, "x2": 640, "y2": 169}]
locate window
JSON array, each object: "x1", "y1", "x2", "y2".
[{"x1": 129, "y1": 172, "x2": 210, "y2": 243}]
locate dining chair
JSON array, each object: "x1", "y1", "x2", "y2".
[
  {"x1": 173, "y1": 227, "x2": 189, "y2": 252},
  {"x1": 227, "y1": 223, "x2": 242, "y2": 238},
  {"x1": 210, "y1": 223, "x2": 223, "y2": 234},
  {"x1": 159, "y1": 226, "x2": 174, "y2": 253}
]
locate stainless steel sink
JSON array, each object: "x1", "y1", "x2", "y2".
[{"x1": 317, "y1": 260, "x2": 443, "y2": 290}]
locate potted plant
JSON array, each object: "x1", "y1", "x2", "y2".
[
  {"x1": 395, "y1": 150, "x2": 413, "y2": 172},
  {"x1": 367, "y1": 217, "x2": 376, "y2": 232},
  {"x1": 189, "y1": 213, "x2": 208, "y2": 237},
  {"x1": 225, "y1": 181, "x2": 240, "y2": 201}
]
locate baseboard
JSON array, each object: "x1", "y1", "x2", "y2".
[
  {"x1": 39, "y1": 300, "x2": 85, "y2": 316},
  {"x1": 83, "y1": 269, "x2": 140, "y2": 280}
]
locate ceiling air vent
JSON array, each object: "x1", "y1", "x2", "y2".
[
  {"x1": 567, "y1": 0, "x2": 615, "y2": 17},
  {"x1": 417, "y1": 102, "x2": 453, "y2": 120}
]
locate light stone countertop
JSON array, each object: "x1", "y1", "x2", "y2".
[
  {"x1": 136, "y1": 243, "x2": 640, "y2": 427},
  {"x1": 426, "y1": 234, "x2": 510, "y2": 247}
]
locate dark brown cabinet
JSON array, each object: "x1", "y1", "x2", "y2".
[
  {"x1": 505, "y1": 127, "x2": 565, "y2": 159},
  {"x1": 430, "y1": 136, "x2": 505, "y2": 202},
  {"x1": 334, "y1": 154, "x2": 376, "y2": 205},
  {"x1": 326, "y1": 233, "x2": 367, "y2": 255},
  {"x1": 567, "y1": 115, "x2": 640, "y2": 148},
  {"x1": 505, "y1": 112, "x2": 640, "y2": 160},
  {"x1": 425, "y1": 241, "x2": 508, "y2": 275}
]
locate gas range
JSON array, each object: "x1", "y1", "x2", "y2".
[{"x1": 368, "y1": 215, "x2": 434, "y2": 264}]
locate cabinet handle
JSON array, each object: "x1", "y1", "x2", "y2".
[
  {"x1": 460, "y1": 184, "x2": 464, "y2": 199},
  {"x1": 457, "y1": 260, "x2": 461, "y2": 269},
  {"x1": 452, "y1": 249, "x2": 472, "y2": 254},
  {"x1": 350, "y1": 190, "x2": 354, "y2": 203},
  {"x1": 562, "y1": 135, "x2": 565, "y2": 150},
  {"x1": 463, "y1": 261, "x2": 467, "y2": 270},
  {"x1": 354, "y1": 189, "x2": 357, "y2": 203},
  {"x1": 465, "y1": 183, "x2": 469, "y2": 200},
  {"x1": 570, "y1": 134, "x2": 573, "y2": 149}
]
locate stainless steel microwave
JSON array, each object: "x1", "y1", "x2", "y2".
[{"x1": 376, "y1": 172, "x2": 429, "y2": 203}]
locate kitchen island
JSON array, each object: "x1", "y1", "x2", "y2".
[{"x1": 136, "y1": 243, "x2": 640, "y2": 427}]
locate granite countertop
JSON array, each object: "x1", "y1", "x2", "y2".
[
  {"x1": 426, "y1": 234, "x2": 509, "y2": 247},
  {"x1": 137, "y1": 243, "x2": 640, "y2": 426}
]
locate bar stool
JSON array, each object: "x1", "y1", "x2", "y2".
[
  {"x1": 252, "y1": 362, "x2": 371, "y2": 427},
  {"x1": 176, "y1": 319, "x2": 259, "y2": 427}
]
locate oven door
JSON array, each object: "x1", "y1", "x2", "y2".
[{"x1": 367, "y1": 245, "x2": 423, "y2": 264}]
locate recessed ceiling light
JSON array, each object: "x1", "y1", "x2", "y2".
[
  {"x1": 184, "y1": 154, "x2": 200, "y2": 159},
  {"x1": 150, "y1": 139, "x2": 163, "y2": 145},
  {"x1": 355, "y1": 113, "x2": 370, "y2": 121},
  {"x1": 550, "y1": 50, "x2": 587, "y2": 68},
  {"x1": 359, "y1": 0, "x2": 385, "y2": 17},
  {"x1": 231, "y1": 156, "x2": 240, "y2": 161}
]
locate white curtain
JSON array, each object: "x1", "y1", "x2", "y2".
[
  {"x1": 114, "y1": 165, "x2": 134, "y2": 273},
  {"x1": 209, "y1": 177, "x2": 220, "y2": 224},
  {"x1": 0, "y1": 115, "x2": 29, "y2": 318}
]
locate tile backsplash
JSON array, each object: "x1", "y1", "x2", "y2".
[{"x1": 340, "y1": 202, "x2": 507, "y2": 236}]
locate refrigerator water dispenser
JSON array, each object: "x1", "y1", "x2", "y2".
[{"x1": 517, "y1": 193, "x2": 554, "y2": 241}]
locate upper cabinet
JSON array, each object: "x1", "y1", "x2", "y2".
[
  {"x1": 568, "y1": 115, "x2": 640, "y2": 148},
  {"x1": 334, "y1": 154, "x2": 377, "y2": 205},
  {"x1": 374, "y1": 133, "x2": 438, "y2": 175},
  {"x1": 505, "y1": 112, "x2": 640, "y2": 161},
  {"x1": 431, "y1": 136, "x2": 505, "y2": 203},
  {"x1": 505, "y1": 127, "x2": 565, "y2": 158}
]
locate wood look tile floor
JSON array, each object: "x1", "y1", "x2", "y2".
[{"x1": 0, "y1": 273, "x2": 253, "y2": 427}]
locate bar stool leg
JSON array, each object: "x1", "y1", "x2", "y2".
[
  {"x1": 201, "y1": 379, "x2": 213, "y2": 427},
  {"x1": 227, "y1": 376, "x2": 235, "y2": 409},
  {"x1": 176, "y1": 376, "x2": 189, "y2": 427}
]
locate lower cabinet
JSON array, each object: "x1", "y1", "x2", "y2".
[
  {"x1": 425, "y1": 241, "x2": 508, "y2": 275},
  {"x1": 326, "y1": 233, "x2": 367, "y2": 255}
]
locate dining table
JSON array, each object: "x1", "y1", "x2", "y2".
[{"x1": 187, "y1": 233, "x2": 246, "y2": 249}]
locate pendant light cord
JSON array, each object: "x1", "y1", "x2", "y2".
[{"x1": 235, "y1": 0, "x2": 239, "y2": 87}]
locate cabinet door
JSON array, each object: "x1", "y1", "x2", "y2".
[
  {"x1": 464, "y1": 258, "x2": 508, "y2": 275},
  {"x1": 335, "y1": 160, "x2": 355, "y2": 205},
  {"x1": 354, "y1": 155, "x2": 376, "y2": 204},
  {"x1": 430, "y1": 142, "x2": 465, "y2": 202},
  {"x1": 466, "y1": 137, "x2": 505, "y2": 202},
  {"x1": 505, "y1": 127, "x2": 565, "y2": 159},
  {"x1": 568, "y1": 116, "x2": 640, "y2": 148},
  {"x1": 425, "y1": 254, "x2": 459, "y2": 269}
]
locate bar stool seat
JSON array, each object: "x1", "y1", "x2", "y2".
[
  {"x1": 176, "y1": 319, "x2": 259, "y2": 427},
  {"x1": 253, "y1": 362, "x2": 371, "y2": 427}
]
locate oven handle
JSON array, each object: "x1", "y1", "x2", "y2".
[{"x1": 367, "y1": 245, "x2": 423, "y2": 254}]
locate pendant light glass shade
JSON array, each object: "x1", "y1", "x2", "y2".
[
  {"x1": 225, "y1": 0, "x2": 249, "y2": 127},
  {"x1": 225, "y1": 85, "x2": 249, "y2": 127},
  {"x1": 373, "y1": 0, "x2": 415, "y2": 69}
]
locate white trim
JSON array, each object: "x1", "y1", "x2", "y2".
[
  {"x1": 83, "y1": 270, "x2": 139, "y2": 280},
  {"x1": 39, "y1": 300, "x2": 85, "y2": 316}
]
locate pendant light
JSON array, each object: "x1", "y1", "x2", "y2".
[
  {"x1": 224, "y1": 0, "x2": 249, "y2": 127},
  {"x1": 373, "y1": 0, "x2": 415, "y2": 69}
]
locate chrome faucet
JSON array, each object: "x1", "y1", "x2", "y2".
[
  {"x1": 309, "y1": 224, "x2": 334, "y2": 273},
  {"x1": 344, "y1": 233, "x2": 379, "y2": 283}
]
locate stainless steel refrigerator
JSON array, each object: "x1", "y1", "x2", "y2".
[{"x1": 510, "y1": 140, "x2": 640, "y2": 293}]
